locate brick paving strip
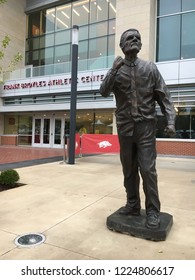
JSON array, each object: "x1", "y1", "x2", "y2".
[{"x1": 0, "y1": 146, "x2": 64, "y2": 170}]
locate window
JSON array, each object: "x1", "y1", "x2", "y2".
[
  {"x1": 156, "y1": 84, "x2": 195, "y2": 139},
  {"x1": 40, "y1": 47, "x2": 54, "y2": 65},
  {"x1": 89, "y1": 37, "x2": 107, "y2": 59},
  {"x1": 31, "y1": 50, "x2": 39, "y2": 66},
  {"x1": 156, "y1": 0, "x2": 195, "y2": 62},
  {"x1": 182, "y1": 0, "x2": 195, "y2": 11},
  {"x1": 26, "y1": 0, "x2": 116, "y2": 68},
  {"x1": 72, "y1": 0, "x2": 89, "y2": 26},
  {"x1": 42, "y1": 8, "x2": 55, "y2": 33},
  {"x1": 90, "y1": 0, "x2": 108, "y2": 23},
  {"x1": 40, "y1": 34, "x2": 54, "y2": 48},
  {"x1": 175, "y1": 107, "x2": 195, "y2": 139},
  {"x1": 54, "y1": 44, "x2": 71, "y2": 63},
  {"x1": 108, "y1": 19, "x2": 115, "y2": 35},
  {"x1": 156, "y1": 107, "x2": 195, "y2": 139},
  {"x1": 157, "y1": 15, "x2": 180, "y2": 61},
  {"x1": 89, "y1": 22, "x2": 108, "y2": 38},
  {"x1": 181, "y1": 12, "x2": 195, "y2": 59},
  {"x1": 56, "y1": 4, "x2": 71, "y2": 30},
  {"x1": 78, "y1": 25, "x2": 89, "y2": 41},
  {"x1": 109, "y1": 0, "x2": 116, "y2": 19},
  {"x1": 27, "y1": 37, "x2": 39, "y2": 51},
  {"x1": 76, "y1": 110, "x2": 113, "y2": 134},
  {"x1": 4, "y1": 114, "x2": 32, "y2": 136},
  {"x1": 157, "y1": 0, "x2": 181, "y2": 16},
  {"x1": 55, "y1": 30, "x2": 71, "y2": 45},
  {"x1": 28, "y1": 12, "x2": 40, "y2": 37},
  {"x1": 108, "y1": 35, "x2": 115, "y2": 56},
  {"x1": 78, "y1": 40, "x2": 88, "y2": 60}
]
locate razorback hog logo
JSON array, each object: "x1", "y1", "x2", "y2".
[{"x1": 97, "y1": 141, "x2": 112, "y2": 148}]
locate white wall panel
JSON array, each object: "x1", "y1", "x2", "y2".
[{"x1": 156, "y1": 59, "x2": 195, "y2": 85}]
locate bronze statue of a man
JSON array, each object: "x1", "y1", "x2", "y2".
[{"x1": 100, "y1": 28, "x2": 176, "y2": 229}]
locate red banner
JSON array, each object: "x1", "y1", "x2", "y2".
[
  {"x1": 75, "y1": 133, "x2": 81, "y2": 155},
  {"x1": 81, "y1": 134, "x2": 119, "y2": 154}
]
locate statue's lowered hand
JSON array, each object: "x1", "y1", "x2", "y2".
[{"x1": 164, "y1": 125, "x2": 176, "y2": 137}]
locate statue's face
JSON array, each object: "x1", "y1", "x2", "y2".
[{"x1": 120, "y1": 30, "x2": 142, "y2": 55}]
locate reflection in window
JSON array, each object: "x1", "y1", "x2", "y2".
[
  {"x1": 54, "y1": 44, "x2": 71, "y2": 63},
  {"x1": 79, "y1": 26, "x2": 89, "y2": 41},
  {"x1": 157, "y1": 16, "x2": 180, "y2": 61},
  {"x1": 40, "y1": 47, "x2": 54, "y2": 65},
  {"x1": 55, "y1": 30, "x2": 71, "y2": 45},
  {"x1": 90, "y1": 0, "x2": 108, "y2": 23},
  {"x1": 18, "y1": 115, "x2": 32, "y2": 134},
  {"x1": 78, "y1": 40, "x2": 88, "y2": 70},
  {"x1": 72, "y1": 0, "x2": 89, "y2": 26},
  {"x1": 89, "y1": 37, "x2": 107, "y2": 59},
  {"x1": 93, "y1": 110, "x2": 113, "y2": 134},
  {"x1": 42, "y1": 9, "x2": 55, "y2": 34},
  {"x1": 108, "y1": 35, "x2": 115, "y2": 56},
  {"x1": 156, "y1": 83, "x2": 195, "y2": 139},
  {"x1": 28, "y1": 12, "x2": 40, "y2": 37},
  {"x1": 54, "y1": 119, "x2": 62, "y2": 144},
  {"x1": 40, "y1": 34, "x2": 54, "y2": 48},
  {"x1": 181, "y1": 12, "x2": 195, "y2": 59},
  {"x1": 4, "y1": 115, "x2": 18, "y2": 134},
  {"x1": 175, "y1": 108, "x2": 195, "y2": 139},
  {"x1": 27, "y1": 50, "x2": 39, "y2": 66},
  {"x1": 157, "y1": 0, "x2": 195, "y2": 62},
  {"x1": 108, "y1": 19, "x2": 115, "y2": 35},
  {"x1": 76, "y1": 110, "x2": 113, "y2": 134},
  {"x1": 4, "y1": 114, "x2": 33, "y2": 145},
  {"x1": 26, "y1": 0, "x2": 116, "y2": 68},
  {"x1": 56, "y1": 4, "x2": 71, "y2": 30},
  {"x1": 34, "y1": 119, "x2": 41, "y2": 144},
  {"x1": 182, "y1": 0, "x2": 195, "y2": 12},
  {"x1": 109, "y1": 0, "x2": 116, "y2": 19},
  {"x1": 89, "y1": 22, "x2": 108, "y2": 38},
  {"x1": 78, "y1": 40, "x2": 88, "y2": 60},
  {"x1": 157, "y1": 0, "x2": 181, "y2": 16},
  {"x1": 156, "y1": 107, "x2": 195, "y2": 139},
  {"x1": 28, "y1": 37, "x2": 39, "y2": 50},
  {"x1": 43, "y1": 119, "x2": 50, "y2": 144}
]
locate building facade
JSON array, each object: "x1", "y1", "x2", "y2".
[{"x1": 0, "y1": 0, "x2": 195, "y2": 155}]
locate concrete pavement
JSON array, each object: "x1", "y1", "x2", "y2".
[{"x1": 0, "y1": 154, "x2": 195, "y2": 260}]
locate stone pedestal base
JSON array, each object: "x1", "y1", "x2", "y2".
[{"x1": 106, "y1": 208, "x2": 173, "y2": 241}]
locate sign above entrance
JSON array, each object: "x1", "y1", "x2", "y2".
[{"x1": 1, "y1": 69, "x2": 107, "y2": 96}]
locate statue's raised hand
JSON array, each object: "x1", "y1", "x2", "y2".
[{"x1": 112, "y1": 56, "x2": 124, "y2": 70}]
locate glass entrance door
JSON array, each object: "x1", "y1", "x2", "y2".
[
  {"x1": 33, "y1": 117, "x2": 51, "y2": 147},
  {"x1": 43, "y1": 118, "x2": 50, "y2": 145},
  {"x1": 52, "y1": 118, "x2": 63, "y2": 148},
  {"x1": 34, "y1": 118, "x2": 41, "y2": 144}
]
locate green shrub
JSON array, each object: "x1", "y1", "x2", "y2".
[{"x1": 0, "y1": 169, "x2": 20, "y2": 187}]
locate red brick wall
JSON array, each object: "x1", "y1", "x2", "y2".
[
  {"x1": 0, "y1": 136, "x2": 17, "y2": 145},
  {"x1": 0, "y1": 135, "x2": 194, "y2": 157},
  {"x1": 156, "y1": 140, "x2": 195, "y2": 156}
]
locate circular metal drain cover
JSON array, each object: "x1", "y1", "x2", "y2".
[{"x1": 15, "y1": 233, "x2": 45, "y2": 247}]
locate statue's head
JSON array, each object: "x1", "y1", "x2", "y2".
[{"x1": 119, "y1": 28, "x2": 142, "y2": 55}]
